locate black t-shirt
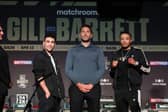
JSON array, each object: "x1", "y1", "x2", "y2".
[{"x1": 116, "y1": 50, "x2": 129, "y2": 90}]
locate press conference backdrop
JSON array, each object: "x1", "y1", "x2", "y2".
[{"x1": 0, "y1": 1, "x2": 168, "y2": 111}]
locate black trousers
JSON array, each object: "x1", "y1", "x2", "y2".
[
  {"x1": 38, "y1": 96, "x2": 61, "y2": 112},
  {"x1": 0, "y1": 95, "x2": 6, "y2": 112},
  {"x1": 69, "y1": 83, "x2": 101, "y2": 112},
  {"x1": 114, "y1": 89, "x2": 141, "y2": 112}
]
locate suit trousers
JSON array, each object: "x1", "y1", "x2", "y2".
[
  {"x1": 69, "y1": 83, "x2": 101, "y2": 112},
  {"x1": 38, "y1": 95, "x2": 61, "y2": 112}
]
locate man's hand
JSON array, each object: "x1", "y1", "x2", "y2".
[
  {"x1": 45, "y1": 91, "x2": 51, "y2": 99},
  {"x1": 39, "y1": 79, "x2": 51, "y2": 99},
  {"x1": 76, "y1": 83, "x2": 94, "y2": 93},
  {"x1": 128, "y1": 57, "x2": 136, "y2": 65},
  {"x1": 112, "y1": 60, "x2": 118, "y2": 67}
]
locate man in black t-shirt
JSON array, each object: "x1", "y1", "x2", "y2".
[{"x1": 110, "y1": 32, "x2": 151, "y2": 112}]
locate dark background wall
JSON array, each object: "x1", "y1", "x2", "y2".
[{"x1": 0, "y1": 1, "x2": 168, "y2": 110}]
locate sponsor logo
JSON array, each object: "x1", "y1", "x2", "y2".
[
  {"x1": 13, "y1": 60, "x2": 32, "y2": 65},
  {"x1": 17, "y1": 74, "x2": 29, "y2": 88},
  {"x1": 100, "y1": 78, "x2": 112, "y2": 86},
  {"x1": 152, "y1": 79, "x2": 167, "y2": 86},
  {"x1": 16, "y1": 93, "x2": 28, "y2": 108}
]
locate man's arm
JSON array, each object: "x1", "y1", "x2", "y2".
[
  {"x1": 39, "y1": 78, "x2": 50, "y2": 99},
  {"x1": 33, "y1": 54, "x2": 51, "y2": 98},
  {"x1": 65, "y1": 49, "x2": 78, "y2": 83},
  {"x1": 138, "y1": 49, "x2": 151, "y2": 74},
  {"x1": 92, "y1": 48, "x2": 105, "y2": 84},
  {"x1": 109, "y1": 52, "x2": 118, "y2": 78},
  {"x1": 128, "y1": 49, "x2": 151, "y2": 74},
  {"x1": 83, "y1": 48, "x2": 105, "y2": 92}
]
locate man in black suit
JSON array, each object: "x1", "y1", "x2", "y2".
[
  {"x1": 32, "y1": 34, "x2": 65, "y2": 112},
  {"x1": 0, "y1": 25, "x2": 12, "y2": 111}
]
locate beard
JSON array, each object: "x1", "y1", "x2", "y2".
[
  {"x1": 122, "y1": 45, "x2": 131, "y2": 50},
  {"x1": 121, "y1": 42, "x2": 132, "y2": 50},
  {"x1": 81, "y1": 38, "x2": 91, "y2": 43}
]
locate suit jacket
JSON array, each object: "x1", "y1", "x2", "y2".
[
  {"x1": 0, "y1": 46, "x2": 11, "y2": 96},
  {"x1": 32, "y1": 50, "x2": 65, "y2": 99}
]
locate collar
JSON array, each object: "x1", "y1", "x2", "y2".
[
  {"x1": 121, "y1": 46, "x2": 133, "y2": 51},
  {"x1": 42, "y1": 49, "x2": 54, "y2": 57},
  {"x1": 78, "y1": 43, "x2": 93, "y2": 48}
]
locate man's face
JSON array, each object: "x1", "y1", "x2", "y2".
[
  {"x1": 43, "y1": 37, "x2": 55, "y2": 52},
  {"x1": 120, "y1": 33, "x2": 132, "y2": 48},
  {"x1": 0, "y1": 26, "x2": 4, "y2": 40},
  {"x1": 80, "y1": 26, "x2": 93, "y2": 42}
]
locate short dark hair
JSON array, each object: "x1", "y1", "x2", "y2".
[
  {"x1": 43, "y1": 33, "x2": 56, "y2": 41},
  {"x1": 119, "y1": 32, "x2": 132, "y2": 39},
  {"x1": 80, "y1": 24, "x2": 93, "y2": 34}
]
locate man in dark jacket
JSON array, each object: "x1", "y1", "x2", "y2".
[
  {"x1": 32, "y1": 34, "x2": 65, "y2": 112},
  {"x1": 110, "y1": 32, "x2": 151, "y2": 112},
  {"x1": 0, "y1": 25, "x2": 12, "y2": 111}
]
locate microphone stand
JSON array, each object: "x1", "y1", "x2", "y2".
[
  {"x1": 23, "y1": 75, "x2": 49, "y2": 112},
  {"x1": 23, "y1": 85, "x2": 38, "y2": 112}
]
